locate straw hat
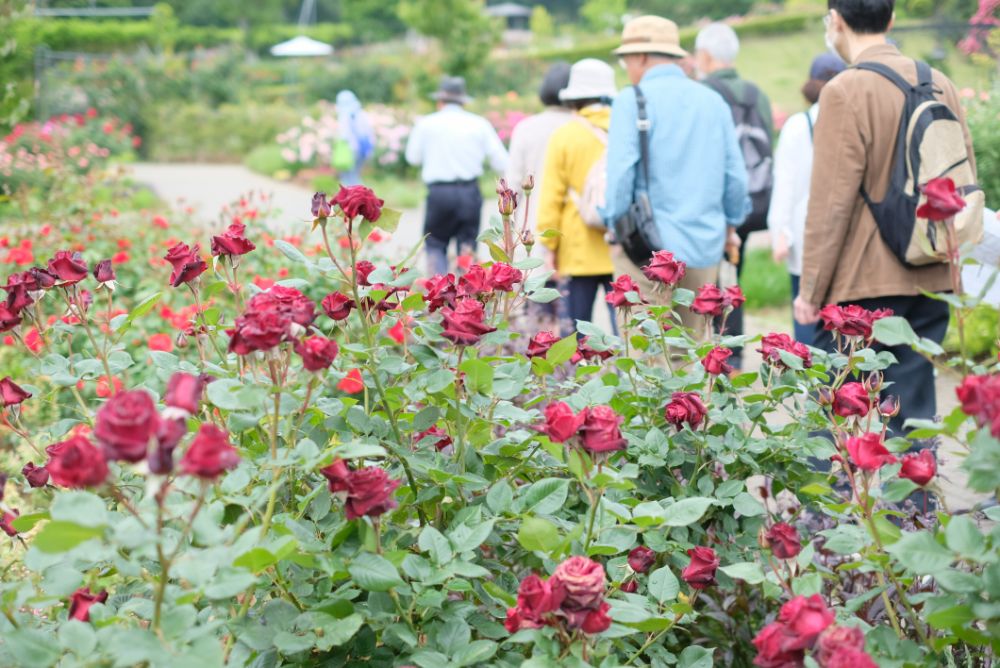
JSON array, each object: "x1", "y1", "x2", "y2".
[
  {"x1": 613, "y1": 15, "x2": 688, "y2": 58},
  {"x1": 559, "y1": 59, "x2": 617, "y2": 102}
]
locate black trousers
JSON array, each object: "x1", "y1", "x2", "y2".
[
  {"x1": 565, "y1": 275, "x2": 614, "y2": 335},
  {"x1": 423, "y1": 181, "x2": 482, "y2": 275}
]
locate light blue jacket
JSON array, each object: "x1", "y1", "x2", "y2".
[{"x1": 601, "y1": 64, "x2": 750, "y2": 269}]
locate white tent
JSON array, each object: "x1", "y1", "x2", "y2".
[{"x1": 269, "y1": 35, "x2": 333, "y2": 57}]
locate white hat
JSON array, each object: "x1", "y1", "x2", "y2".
[{"x1": 559, "y1": 59, "x2": 617, "y2": 102}]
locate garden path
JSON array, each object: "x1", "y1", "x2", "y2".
[{"x1": 129, "y1": 162, "x2": 985, "y2": 514}]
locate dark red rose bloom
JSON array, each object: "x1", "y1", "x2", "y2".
[
  {"x1": 665, "y1": 391, "x2": 707, "y2": 430},
  {"x1": 488, "y1": 262, "x2": 524, "y2": 292},
  {"x1": 1, "y1": 509, "x2": 18, "y2": 536},
  {"x1": 551, "y1": 555, "x2": 606, "y2": 611},
  {"x1": 642, "y1": 250, "x2": 686, "y2": 286},
  {"x1": 724, "y1": 285, "x2": 746, "y2": 310},
  {"x1": 606, "y1": 274, "x2": 644, "y2": 308},
  {"x1": 457, "y1": 265, "x2": 489, "y2": 298},
  {"x1": 311, "y1": 192, "x2": 332, "y2": 219},
  {"x1": 95, "y1": 390, "x2": 159, "y2": 462},
  {"x1": 165, "y1": 372, "x2": 205, "y2": 415},
  {"x1": 228, "y1": 310, "x2": 292, "y2": 354},
  {"x1": 580, "y1": 601, "x2": 612, "y2": 634},
  {"x1": 354, "y1": 260, "x2": 376, "y2": 287},
  {"x1": 424, "y1": 274, "x2": 458, "y2": 312},
  {"x1": 332, "y1": 185, "x2": 384, "y2": 222},
  {"x1": 149, "y1": 418, "x2": 186, "y2": 475},
  {"x1": 504, "y1": 606, "x2": 543, "y2": 633},
  {"x1": 180, "y1": 424, "x2": 240, "y2": 479},
  {"x1": 414, "y1": 426, "x2": 452, "y2": 452},
  {"x1": 845, "y1": 432, "x2": 898, "y2": 471},
  {"x1": 320, "y1": 459, "x2": 351, "y2": 494},
  {"x1": 527, "y1": 331, "x2": 560, "y2": 358},
  {"x1": 47, "y1": 250, "x2": 89, "y2": 286},
  {"x1": 295, "y1": 335, "x2": 340, "y2": 372},
  {"x1": 440, "y1": 298, "x2": 496, "y2": 346},
  {"x1": 691, "y1": 283, "x2": 726, "y2": 317},
  {"x1": 211, "y1": 222, "x2": 256, "y2": 257},
  {"x1": 918, "y1": 177, "x2": 966, "y2": 221},
  {"x1": 22, "y1": 462, "x2": 49, "y2": 487},
  {"x1": 4, "y1": 272, "x2": 36, "y2": 313},
  {"x1": 627, "y1": 546, "x2": 656, "y2": 573},
  {"x1": 0, "y1": 472, "x2": 5, "y2": 502},
  {"x1": 249, "y1": 285, "x2": 316, "y2": 327},
  {"x1": 899, "y1": 449, "x2": 936, "y2": 486},
  {"x1": 819, "y1": 304, "x2": 893, "y2": 339},
  {"x1": 0, "y1": 376, "x2": 30, "y2": 406},
  {"x1": 571, "y1": 337, "x2": 615, "y2": 364},
  {"x1": 344, "y1": 466, "x2": 401, "y2": 520},
  {"x1": 765, "y1": 522, "x2": 802, "y2": 559},
  {"x1": 701, "y1": 346, "x2": 733, "y2": 375},
  {"x1": 29, "y1": 266, "x2": 57, "y2": 289},
  {"x1": 580, "y1": 405, "x2": 628, "y2": 453},
  {"x1": 45, "y1": 435, "x2": 109, "y2": 488},
  {"x1": 537, "y1": 401, "x2": 585, "y2": 443},
  {"x1": 824, "y1": 648, "x2": 878, "y2": 668},
  {"x1": 681, "y1": 546, "x2": 720, "y2": 590},
  {"x1": 322, "y1": 292, "x2": 355, "y2": 321},
  {"x1": 758, "y1": 333, "x2": 813, "y2": 370},
  {"x1": 620, "y1": 578, "x2": 638, "y2": 593},
  {"x1": 833, "y1": 382, "x2": 871, "y2": 418},
  {"x1": 68, "y1": 587, "x2": 108, "y2": 622},
  {"x1": 164, "y1": 242, "x2": 207, "y2": 287},
  {"x1": 956, "y1": 373, "x2": 1000, "y2": 438},
  {"x1": 516, "y1": 574, "x2": 565, "y2": 622},
  {"x1": 0, "y1": 303, "x2": 23, "y2": 332},
  {"x1": 778, "y1": 594, "x2": 835, "y2": 651},
  {"x1": 816, "y1": 625, "x2": 866, "y2": 666},
  {"x1": 752, "y1": 622, "x2": 805, "y2": 668},
  {"x1": 92, "y1": 259, "x2": 116, "y2": 284}
]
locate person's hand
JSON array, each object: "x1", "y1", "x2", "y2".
[
  {"x1": 724, "y1": 228, "x2": 742, "y2": 265},
  {"x1": 793, "y1": 295, "x2": 820, "y2": 325},
  {"x1": 772, "y1": 233, "x2": 789, "y2": 264}
]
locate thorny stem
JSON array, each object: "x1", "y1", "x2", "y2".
[
  {"x1": 61, "y1": 287, "x2": 114, "y2": 390},
  {"x1": 189, "y1": 282, "x2": 228, "y2": 366}
]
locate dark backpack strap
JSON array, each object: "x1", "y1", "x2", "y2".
[
  {"x1": 853, "y1": 61, "x2": 915, "y2": 95},
  {"x1": 635, "y1": 85, "x2": 651, "y2": 191},
  {"x1": 705, "y1": 77, "x2": 740, "y2": 109}
]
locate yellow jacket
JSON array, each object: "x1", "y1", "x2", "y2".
[{"x1": 536, "y1": 106, "x2": 613, "y2": 277}]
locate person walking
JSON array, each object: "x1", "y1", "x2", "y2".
[
  {"x1": 405, "y1": 76, "x2": 509, "y2": 276},
  {"x1": 536, "y1": 59, "x2": 618, "y2": 333},
  {"x1": 768, "y1": 53, "x2": 845, "y2": 344},
  {"x1": 794, "y1": 0, "x2": 977, "y2": 437},
  {"x1": 602, "y1": 15, "x2": 749, "y2": 341},
  {"x1": 334, "y1": 90, "x2": 375, "y2": 186}
]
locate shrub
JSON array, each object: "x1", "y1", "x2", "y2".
[
  {"x1": 147, "y1": 102, "x2": 300, "y2": 162},
  {"x1": 967, "y1": 92, "x2": 1000, "y2": 205}
]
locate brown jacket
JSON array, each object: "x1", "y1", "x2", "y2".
[{"x1": 800, "y1": 44, "x2": 976, "y2": 306}]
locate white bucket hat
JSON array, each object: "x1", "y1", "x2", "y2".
[{"x1": 559, "y1": 58, "x2": 617, "y2": 102}]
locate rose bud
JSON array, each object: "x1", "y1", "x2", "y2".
[
  {"x1": 777, "y1": 594, "x2": 835, "y2": 650},
  {"x1": 833, "y1": 382, "x2": 872, "y2": 418},
  {"x1": 899, "y1": 449, "x2": 936, "y2": 487},
  {"x1": 332, "y1": 185, "x2": 384, "y2": 222},
  {"x1": 179, "y1": 424, "x2": 240, "y2": 480},
  {"x1": 681, "y1": 546, "x2": 719, "y2": 590},
  {"x1": 164, "y1": 372, "x2": 206, "y2": 415},
  {"x1": 0, "y1": 376, "x2": 31, "y2": 407},
  {"x1": 864, "y1": 371, "x2": 884, "y2": 394},
  {"x1": 322, "y1": 292, "x2": 355, "y2": 321},
  {"x1": 817, "y1": 386, "x2": 835, "y2": 407},
  {"x1": 521, "y1": 174, "x2": 535, "y2": 192},
  {"x1": 1, "y1": 509, "x2": 18, "y2": 537},
  {"x1": 92, "y1": 259, "x2": 116, "y2": 286},
  {"x1": 536, "y1": 401, "x2": 585, "y2": 443},
  {"x1": 641, "y1": 250, "x2": 686, "y2": 286},
  {"x1": 311, "y1": 192, "x2": 332, "y2": 220},
  {"x1": 45, "y1": 435, "x2": 109, "y2": 488},
  {"x1": 551, "y1": 555, "x2": 606, "y2": 611},
  {"x1": 526, "y1": 331, "x2": 560, "y2": 358},
  {"x1": 294, "y1": 335, "x2": 340, "y2": 372},
  {"x1": 606, "y1": 275, "x2": 644, "y2": 309},
  {"x1": 94, "y1": 389, "x2": 159, "y2": 462},
  {"x1": 320, "y1": 458, "x2": 351, "y2": 494},
  {"x1": 22, "y1": 462, "x2": 49, "y2": 488},
  {"x1": 498, "y1": 189, "x2": 517, "y2": 217},
  {"x1": 701, "y1": 346, "x2": 733, "y2": 376},
  {"x1": 627, "y1": 545, "x2": 656, "y2": 574},
  {"x1": 620, "y1": 579, "x2": 638, "y2": 593},
  {"x1": 878, "y1": 395, "x2": 901, "y2": 418},
  {"x1": 845, "y1": 432, "x2": 898, "y2": 471},
  {"x1": 521, "y1": 229, "x2": 535, "y2": 248},
  {"x1": 164, "y1": 242, "x2": 207, "y2": 288},
  {"x1": 343, "y1": 466, "x2": 401, "y2": 520},
  {"x1": 764, "y1": 522, "x2": 802, "y2": 560},
  {"x1": 68, "y1": 587, "x2": 108, "y2": 622},
  {"x1": 47, "y1": 250, "x2": 89, "y2": 286},
  {"x1": 580, "y1": 405, "x2": 628, "y2": 453}
]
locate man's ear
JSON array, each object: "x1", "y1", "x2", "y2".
[{"x1": 888, "y1": 12, "x2": 896, "y2": 32}]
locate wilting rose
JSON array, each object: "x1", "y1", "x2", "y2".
[
  {"x1": 580, "y1": 406, "x2": 628, "y2": 453},
  {"x1": 457, "y1": 265, "x2": 489, "y2": 298},
  {"x1": 816, "y1": 625, "x2": 866, "y2": 666},
  {"x1": 551, "y1": 556, "x2": 606, "y2": 611},
  {"x1": 527, "y1": 331, "x2": 560, "y2": 358},
  {"x1": 823, "y1": 648, "x2": 879, "y2": 668},
  {"x1": 4, "y1": 273, "x2": 35, "y2": 313},
  {"x1": 765, "y1": 522, "x2": 802, "y2": 559},
  {"x1": 22, "y1": 462, "x2": 49, "y2": 488},
  {"x1": 833, "y1": 382, "x2": 871, "y2": 418},
  {"x1": 723, "y1": 285, "x2": 746, "y2": 310},
  {"x1": 488, "y1": 263, "x2": 523, "y2": 292},
  {"x1": 516, "y1": 574, "x2": 564, "y2": 622},
  {"x1": 45, "y1": 435, "x2": 109, "y2": 488},
  {"x1": 322, "y1": 292, "x2": 355, "y2": 321},
  {"x1": 778, "y1": 594, "x2": 835, "y2": 650},
  {"x1": 1, "y1": 509, "x2": 18, "y2": 536},
  {"x1": 642, "y1": 250, "x2": 686, "y2": 286},
  {"x1": 228, "y1": 310, "x2": 291, "y2": 354},
  {"x1": 440, "y1": 299, "x2": 496, "y2": 346},
  {"x1": 164, "y1": 242, "x2": 207, "y2": 287},
  {"x1": 414, "y1": 426, "x2": 452, "y2": 452},
  {"x1": 29, "y1": 266, "x2": 57, "y2": 289},
  {"x1": 311, "y1": 192, "x2": 332, "y2": 219},
  {"x1": 211, "y1": 222, "x2": 256, "y2": 257},
  {"x1": 0, "y1": 376, "x2": 30, "y2": 406},
  {"x1": 149, "y1": 418, "x2": 186, "y2": 475},
  {"x1": 665, "y1": 391, "x2": 707, "y2": 430},
  {"x1": 701, "y1": 346, "x2": 733, "y2": 375},
  {"x1": 164, "y1": 372, "x2": 205, "y2": 415},
  {"x1": 627, "y1": 545, "x2": 656, "y2": 573},
  {"x1": 68, "y1": 587, "x2": 108, "y2": 622},
  {"x1": 758, "y1": 333, "x2": 813, "y2": 370},
  {"x1": 95, "y1": 390, "x2": 159, "y2": 462},
  {"x1": 918, "y1": 177, "x2": 966, "y2": 221},
  {"x1": 249, "y1": 286, "x2": 316, "y2": 327},
  {"x1": 295, "y1": 336, "x2": 340, "y2": 371},
  {"x1": 47, "y1": 250, "x2": 89, "y2": 285},
  {"x1": 606, "y1": 274, "x2": 643, "y2": 308},
  {"x1": 681, "y1": 546, "x2": 719, "y2": 590},
  {"x1": 819, "y1": 304, "x2": 893, "y2": 339},
  {"x1": 92, "y1": 259, "x2": 116, "y2": 284},
  {"x1": 579, "y1": 601, "x2": 612, "y2": 634},
  {"x1": 752, "y1": 622, "x2": 805, "y2": 668},
  {"x1": 424, "y1": 274, "x2": 458, "y2": 312},
  {"x1": 180, "y1": 424, "x2": 240, "y2": 479},
  {"x1": 344, "y1": 466, "x2": 401, "y2": 520},
  {"x1": 899, "y1": 449, "x2": 936, "y2": 486},
  {"x1": 845, "y1": 432, "x2": 898, "y2": 471},
  {"x1": 320, "y1": 459, "x2": 351, "y2": 493},
  {"x1": 354, "y1": 260, "x2": 376, "y2": 287},
  {"x1": 332, "y1": 185, "x2": 384, "y2": 222},
  {"x1": 571, "y1": 337, "x2": 615, "y2": 364},
  {"x1": 537, "y1": 401, "x2": 585, "y2": 443},
  {"x1": 691, "y1": 284, "x2": 725, "y2": 317},
  {"x1": 0, "y1": 303, "x2": 23, "y2": 332},
  {"x1": 504, "y1": 606, "x2": 543, "y2": 633}
]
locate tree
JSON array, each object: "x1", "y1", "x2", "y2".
[
  {"x1": 580, "y1": 0, "x2": 625, "y2": 31},
  {"x1": 531, "y1": 5, "x2": 556, "y2": 39},
  {"x1": 397, "y1": 0, "x2": 499, "y2": 81}
]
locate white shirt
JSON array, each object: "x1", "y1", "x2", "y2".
[
  {"x1": 405, "y1": 105, "x2": 509, "y2": 184},
  {"x1": 767, "y1": 104, "x2": 819, "y2": 276},
  {"x1": 506, "y1": 107, "x2": 574, "y2": 233},
  {"x1": 964, "y1": 208, "x2": 1000, "y2": 305}
]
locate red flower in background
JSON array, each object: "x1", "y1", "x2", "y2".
[
  {"x1": 344, "y1": 466, "x2": 400, "y2": 520},
  {"x1": 899, "y1": 449, "x2": 936, "y2": 486},
  {"x1": 322, "y1": 292, "x2": 355, "y2": 321},
  {"x1": 180, "y1": 424, "x2": 240, "y2": 479},
  {"x1": 414, "y1": 426, "x2": 452, "y2": 452},
  {"x1": 22, "y1": 462, "x2": 49, "y2": 487},
  {"x1": 424, "y1": 274, "x2": 458, "y2": 312},
  {"x1": 606, "y1": 274, "x2": 644, "y2": 308},
  {"x1": 45, "y1": 435, "x2": 109, "y2": 488},
  {"x1": 294, "y1": 335, "x2": 340, "y2": 371},
  {"x1": 758, "y1": 332, "x2": 813, "y2": 369},
  {"x1": 488, "y1": 262, "x2": 523, "y2": 292},
  {"x1": 765, "y1": 522, "x2": 802, "y2": 559},
  {"x1": 148, "y1": 333, "x2": 173, "y2": 352},
  {"x1": 527, "y1": 331, "x2": 560, "y2": 358},
  {"x1": 777, "y1": 595, "x2": 835, "y2": 650},
  {"x1": 627, "y1": 546, "x2": 656, "y2": 573},
  {"x1": 95, "y1": 389, "x2": 159, "y2": 462},
  {"x1": 338, "y1": 369, "x2": 364, "y2": 394},
  {"x1": 68, "y1": 587, "x2": 108, "y2": 622},
  {"x1": 1, "y1": 509, "x2": 19, "y2": 536},
  {"x1": 918, "y1": 177, "x2": 966, "y2": 221},
  {"x1": 956, "y1": 373, "x2": 1000, "y2": 438},
  {"x1": 0, "y1": 377, "x2": 30, "y2": 406},
  {"x1": 165, "y1": 372, "x2": 205, "y2": 415},
  {"x1": 441, "y1": 299, "x2": 496, "y2": 346},
  {"x1": 47, "y1": 250, "x2": 89, "y2": 285},
  {"x1": 537, "y1": 401, "x2": 585, "y2": 443},
  {"x1": 457, "y1": 265, "x2": 489, "y2": 298},
  {"x1": 320, "y1": 459, "x2": 351, "y2": 493},
  {"x1": 551, "y1": 555, "x2": 606, "y2": 612},
  {"x1": 580, "y1": 406, "x2": 628, "y2": 453}
]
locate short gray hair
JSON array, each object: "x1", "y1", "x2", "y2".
[{"x1": 695, "y1": 22, "x2": 740, "y2": 65}]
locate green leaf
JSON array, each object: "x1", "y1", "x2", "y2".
[
  {"x1": 58, "y1": 620, "x2": 97, "y2": 656},
  {"x1": 647, "y1": 566, "x2": 680, "y2": 603},
  {"x1": 33, "y1": 521, "x2": 104, "y2": 553},
  {"x1": 204, "y1": 568, "x2": 257, "y2": 599},
  {"x1": 413, "y1": 406, "x2": 441, "y2": 432},
  {"x1": 376, "y1": 208, "x2": 402, "y2": 233},
  {"x1": 661, "y1": 497, "x2": 714, "y2": 527},
  {"x1": 5, "y1": 628, "x2": 60, "y2": 667},
  {"x1": 485, "y1": 241, "x2": 511, "y2": 263},
  {"x1": 885, "y1": 531, "x2": 954, "y2": 575},
  {"x1": 517, "y1": 517, "x2": 561, "y2": 553},
  {"x1": 207, "y1": 378, "x2": 268, "y2": 412},
  {"x1": 418, "y1": 526, "x2": 454, "y2": 565},
  {"x1": 881, "y1": 479, "x2": 919, "y2": 503},
  {"x1": 678, "y1": 646, "x2": 715, "y2": 668},
  {"x1": 945, "y1": 515, "x2": 986, "y2": 558},
  {"x1": 528, "y1": 287, "x2": 561, "y2": 304},
  {"x1": 720, "y1": 562, "x2": 765, "y2": 585},
  {"x1": 934, "y1": 569, "x2": 983, "y2": 593},
  {"x1": 458, "y1": 358, "x2": 494, "y2": 395},
  {"x1": 294, "y1": 612, "x2": 363, "y2": 651},
  {"x1": 10, "y1": 511, "x2": 49, "y2": 533},
  {"x1": 448, "y1": 519, "x2": 495, "y2": 553},
  {"x1": 732, "y1": 492, "x2": 765, "y2": 517},
  {"x1": 233, "y1": 548, "x2": 277, "y2": 573},
  {"x1": 927, "y1": 605, "x2": 975, "y2": 630},
  {"x1": 545, "y1": 334, "x2": 577, "y2": 366},
  {"x1": 518, "y1": 478, "x2": 570, "y2": 516},
  {"x1": 126, "y1": 291, "x2": 162, "y2": 323},
  {"x1": 819, "y1": 525, "x2": 870, "y2": 554},
  {"x1": 50, "y1": 491, "x2": 108, "y2": 528},
  {"x1": 486, "y1": 481, "x2": 514, "y2": 514},
  {"x1": 274, "y1": 240, "x2": 310, "y2": 265},
  {"x1": 454, "y1": 640, "x2": 498, "y2": 666},
  {"x1": 348, "y1": 553, "x2": 405, "y2": 591},
  {"x1": 872, "y1": 316, "x2": 918, "y2": 346}
]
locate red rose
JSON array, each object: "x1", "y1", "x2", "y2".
[
  {"x1": 488, "y1": 262, "x2": 524, "y2": 292},
  {"x1": 354, "y1": 260, "x2": 376, "y2": 287},
  {"x1": 517, "y1": 573, "x2": 565, "y2": 622},
  {"x1": 344, "y1": 466, "x2": 401, "y2": 519},
  {"x1": 164, "y1": 242, "x2": 207, "y2": 287},
  {"x1": 440, "y1": 298, "x2": 496, "y2": 346},
  {"x1": 29, "y1": 266, "x2": 57, "y2": 289},
  {"x1": 691, "y1": 284, "x2": 725, "y2": 317},
  {"x1": 701, "y1": 346, "x2": 733, "y2": 376},
  {"x1": 211, "y1": 222, "x2": 257, "y2": 257},
  {"x1": 332, "y1": 185, "x2": 384, "y2": 222},
  {"x1": 1, "y1": 509, "x2": 18, "y2": 536},
  {"x1": 606, "y1": 274, "x2": 644, "y2": 308},
  {"x1": 899, "y1": 449, "x2": 936, "y2": 486},
  {"x1": 228, "y1": 310, "x2": 292, "y2": 354},
  {"x1": 816, "y1": 625, "x2": 866, "y2": 666},
  {"x1": 180, "y1": 424, "x2": 240, "y2": 479},
  {"x1": 0, "y1": 376, "x2": 30, "y2": 406},
  {"x1": 320, "y1": 459, "x2": 351, "y2": 493},
  {"x1": 68, "y1": 587, "x2": 108, "y2": 622},
  {"x1": 92, "y1": 259, "x2": 116, "y2": 284},
  {"x1": 295, "y1": 335, "x2": 340, "y2": 371},
  {"x1": 917, "y1": 177, "x2": 966, "y2": 221},
  {"x1": 424, "y1": 274, "x2": 458, "y2": 312},
  {"x1": 845, "y1": 432, "x2": 898, "y2": 471},
  {"x1": 457, "y1": 265, "x2": 490, "y2": 298},
  {"x1": 415, "y1": 426, "x2": 452, "y2": 452},
  {"x1": 95, "y1": 390, "x2": 159, "y2": 462},
  {"x1": 724, "y1": 285, "x2": 746, "y2": 310},
  {"x1": 527, "y1": 331, "x2": 560, "y2": 358},
  {"x1": 832, "y1": 382, "x2": 871, "y2": 418},
  {"x1": 4, "y1": 272, "x2": 37, "y2": 313},
  {"x1": 752, "y1": 622, "x2": 805, "y2": 668},
  {"x1": 758, "y1": 333, "x2": 813, "y2": 370},
  {"x1": 580, "y1": 601, "x2": 612, "y2": 634},
  {"x1": 504, "y1": 606, "x2": 542, "y2": 633},
  {"x1": 45, "y1": 435, "x2": 109, "y2": 488},
  {"x1": 322, "y1": 292, "x2": 356, "y2": 321},
  {"x1": 338, "y1": 369, "x2": 365, "y2": 394},
  {"x1": 777, "y1": 594, "x2": 835, "y2": 650},
  {"x1": 627, "y1": 545, "x2": 656, "y2": 573},
  {"x1": 47, "y1": 250, "x2": 89, "y2": 285},
  {"x1": 823, "y1": 648, "x2": 878, "y2": 668},
  {"x1": 249, "y1": 286, "x2": 316, "y2": 327},
  {"x1": 22, "y1": 462, "x2": 49, "y2": 487},
  {"x1": 571, "y1": 337, "x2": 615, "y2": 364},
  {"x1": 580, "y1": 405, "x2": 628, "y2": 453},
  {"x1": 551, "y1": 555, "x2": 606, "y2": 611},
  {"x1": 537, "y1": 401, "x2": 585, "y2": 443},
  {"x1": 681, "y1": 546, "x2": 719, "y2": 590},
  {"x1": 956, "y1": 373, "x2": 1000, "y2": 437},
  {"x1": 665, "y1": 391, "x2": 707, "y2": 430},
  {"x1": 0, "y1": 303, "x2": 22, "y2": 332},
  {"x1": 164, "y1": 372, "x2": 205, "y2": 415},
  {"x1": 765, "y1": 522, "x2": 802, "y2": 560},
  {"x1": 819, "y1": 304, "x2": 892, "y2": 339},
  {"x1": 641, "y1": 250, "x2": 686, "y2": 286},
  {"x1": 311, "y1": 192, "x2": 332, "y2": 219},
  {"x1": 620, "y1": 579, "x2": 638, "y2": 593},
  {"x1": 150, "y1": 418, "x2": 186, "y2": 474}
]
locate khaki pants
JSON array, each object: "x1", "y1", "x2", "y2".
[{"x1": 611, "y1": 245, "x2": 719, "y2": 343}]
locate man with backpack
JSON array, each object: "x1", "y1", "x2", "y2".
[{"x1": 794, "y1": 0, "x2": 980, "y2": 437}]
